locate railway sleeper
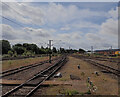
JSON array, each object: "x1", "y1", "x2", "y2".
[{"x1": 2, "y1": 56, "x2": 67, "y2": 97}]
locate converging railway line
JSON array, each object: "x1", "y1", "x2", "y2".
[
  {"x1": 72, "y1": 55, "x2": 120, "y2": 77},
  {"x1": 2, "y1": 55, "x2": 68, "y2": 97},
  {"x1": 73, "y1": 54, "x2": 119, "y2": 63},
  {"x1": 1, "y1": 56, "x2": 60, "y2": 78},
  {"x1": 84, "y1": 59, "x2": 120, "y2": 76},
  {"x1": 88, "y1": 57, "x2": 119, "y2": 63},
  {"x1": 1, "y1": 54, "x2": 119, "y2": 96}
]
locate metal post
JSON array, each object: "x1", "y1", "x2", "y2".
[
  {"x1": 48, "y1": 40, "x2": 53, "y2": 63},
  {"x1": 111, "y1": 46, "x2": 112, "y2": 55},
  {"x1": 91, "y1": 46, "x2": 93, "y2": 54}
]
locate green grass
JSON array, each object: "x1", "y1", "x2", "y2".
[
  {"x1": 80, "y1": 92, "x2": 84, "y2": 96},
  {"x1": 81, "y1": 72, "x2": 85, "y2": 76},
  {"x1": 2, "y1": 56, "x2": 49, "y2": 71},
  {"x1": 85, "y1": 90, "x2": 91, "y2": 94},
  {"x1": 61, "y1": 89, "x2": 79, "y2": 95},
  {"x1": 59, "y1": 78, "x2": 67, "y2": 81},
  {"x1": 103, "y1": 78, "x2": 107, "y2": 81}
]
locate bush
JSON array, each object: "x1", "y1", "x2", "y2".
[
  {"x1": 81, "y1": 72, "x2": 85, "y2": 76},
  {"x1": 3, "y1": 54, "x2": 10, "y2": 58},
  {"x1": 13, "y1": 51, "x2": 17, "y2": 57},
  {"x1": 65, "y1": 90, "x2": 79, "y2": 95},
  {"x1": 86, "y1": 90, "x2": 91, "y2": 94},
  {"x1": 8, "y1": 50, "x2": 14, "y2": 57},
  {"x1": 13, "y1": 46, "x2": 25, "y2": 55},
  {"x1": 23, "y1": 51, "x2": 34, "y2": 56},
  {"x1": 1, "y1": 40, "x2": 11, "y2": 54}
]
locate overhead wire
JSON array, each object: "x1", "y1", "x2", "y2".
[
  {"x1": 1, "y1": 2, "x2": 26, "y2": 27},
  {"x1": 2, "y1": 2, "x2": 25, "y2": 17},
  {"x1": 1, "y1": 2, "x2": 66, "y2": 49},
  {"x1": 0, "y1": 15, "x2": 24, "y2": 27}
]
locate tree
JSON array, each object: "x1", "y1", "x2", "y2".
[
  {"x1": 41, "y1": 46, "x2": 44, "y2": 50},
  {"x1": 0, "y1": 40, "x2": 1, "y2": 54},
  {"x1": 23, "y1": 43, "x2": 40, "y2": 54},
  {"x1": 8, "y1": 50, "x2": 14, "y2": 57},
  {"x1": 30, "y1": 44, "x2": 39, "y2": 54},
  {"x1": 79, "y1": 48, "x2": 86, "y2": 53},
  {"x1": 14, "y1": 43, "x2": 22, "y2": 47},
  {"x1": 23, "y1": 43, "x2": 31, "y2": 50},
  {"x1": 60, "y1": 48, "x2": 66, "y2": 54},
  {"x1": 44, "y1": 47, "x2": 51, "y2": 54},
  {"x1": 39, "y1": 48, "x2": 45, "y2": 54},
  {"x1": 13, "y1": 46, "x2": 25, "y2": 55},
  {"x1": 52, "y1": 47, "x2": 57, "y2": 53},
  {"x1": 1, "y1": 40, "x2": 11, "y2": 54}
]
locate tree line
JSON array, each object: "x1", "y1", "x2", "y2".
[{"x1": 0, "y1": 40, "x2": 86, "y2": 57}]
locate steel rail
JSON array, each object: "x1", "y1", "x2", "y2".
[
  {"x1": 72, "y1": 55, "x2": 120, "y2": 76},
  {"x1": 71, "y1": 55, "x2": 119, "y2": 63},
  {"x1": 1, "y1": 57, "x2": 61, "y2": 78},
  {"x1": 84, "y1": 59, "x2": 120, "y2": 76},
  {"x1": 2, "y1": 56, "x2": 66, "y2": 97},
  {"x1": 26, "y1": 57, "x2": 67, "y2": 97},
  {"x1": 1, "y1": 61, "x2": 47, "y2": 78},
  {"x1": 85, "y1": 59, "x2": 120, "y2": 72}
]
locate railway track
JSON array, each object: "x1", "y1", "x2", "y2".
[
  {"x1": 89, "y1": 57, "x2": 119, "y2": 63},
  {"x1": 72, "y1": 55, "x2": 119, "y2": 63},
  {"x1": 72, "y1": 55, "x2": 120, "y2": 77},
  {"x1": 1, "y1": 57, "x2": 61, "y2": 78},
  {"x1": 84, "y1": 59, "x2": 120, "y2": 76},
  {"x1": 2, "y1": 56, "x2": 67, "y2": 97}
]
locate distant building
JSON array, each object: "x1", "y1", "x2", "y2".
[{"x1": 94, "y1": 49, "x2": 120, "y2": 56}]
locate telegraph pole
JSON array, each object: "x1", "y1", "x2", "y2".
[
  {"x1": 91, "y1": 46, "x2": 93, "y2": 54},
  {"x1": 69, "y1": 46, "x2": 71, "y2": 54},
  {"x1": 110, "y1": 46, "x2": 112, "y2": 55},
  {"x1": 48, "y1": 40, "x2": 53, "y2": 63},
  {"x1": 111, "y1": 46, "x2": 112, "y2": 50}
]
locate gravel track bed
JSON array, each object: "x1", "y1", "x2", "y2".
[
  {"x1": 72, "y1": 55, "x2": 119, "y2": 70},
  {"x1": 10, "y1": 86, "x2": 34, "y2": 96},
  {"x1": 2, "y1": 59, "x2": 59, "y2": 80},
  {"x1": 2, "y1": 86, "x2": 16, "y2": 95},
  {"x1": 89, "y1": 59, "x2": 118, "y2": 70},
  {"x1": 2, "y1": 58, "x2": 62, "y2": 95},
  {"x1": 3, "y1": 63, "x2": 50, "y2": 80}
]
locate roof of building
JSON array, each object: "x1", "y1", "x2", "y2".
[{"x1": 95, "y1": 49, "x2": 120, "y2": 52}]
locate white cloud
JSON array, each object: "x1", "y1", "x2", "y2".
[
  {"x1": 60, "y1": 25, "x2": 70, "y2": 31},
  {"x1": 23, "y1": 27, "x2": 53, "y2": 37},
  {"x1": 56, "y1": 31, "x2": 85, "y2": 49},
  {"x1": 2, "y1": 2, "x2": 45, "y2": 25},
  {"x1": 86, "y1": 33, "x2": 102, "y2": 42},
  {"x1": 85, "y1": 32, "x2": 117, "y2": 49},
  {"x1": 1, "y1": 24, "x2": 56, "y2": 47},
  {"x1": 2, "y1": 2, "x2": 108, "y2": 26},
  {"x1": 43, "y1": 3, "x2": 107, "y2": 25},
  {"x1": 84, "y1": 7, "x2": 118, "y2": 49},
  {"x1": 1, "y1": 3, "x2": 118, "y2": 50},
  {"x1": 2, "y1": 24, "x2": 19, "y2": 40},
  {"x1": 108, "y1": 7, "x2": 118, "y2": 19},
  {"x1": 58, "y1": 31, "x2": 82, "y2": 40},
  {"x1": 98, "y1": 7, "x2": 118, "y2": 38},
  {"x1": 71, "y1": 21, "x2": 100, "y2": 29},
  {"x1": 100, "y1": 18, "x2": 118, "y2": 36},
  {"x1": 1, "y1": 0, "x2": 119, "y2": 2}
]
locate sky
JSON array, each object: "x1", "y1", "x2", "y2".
[{"x1": 0, "y1": 2, "x2": 119, "y2": 50}]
